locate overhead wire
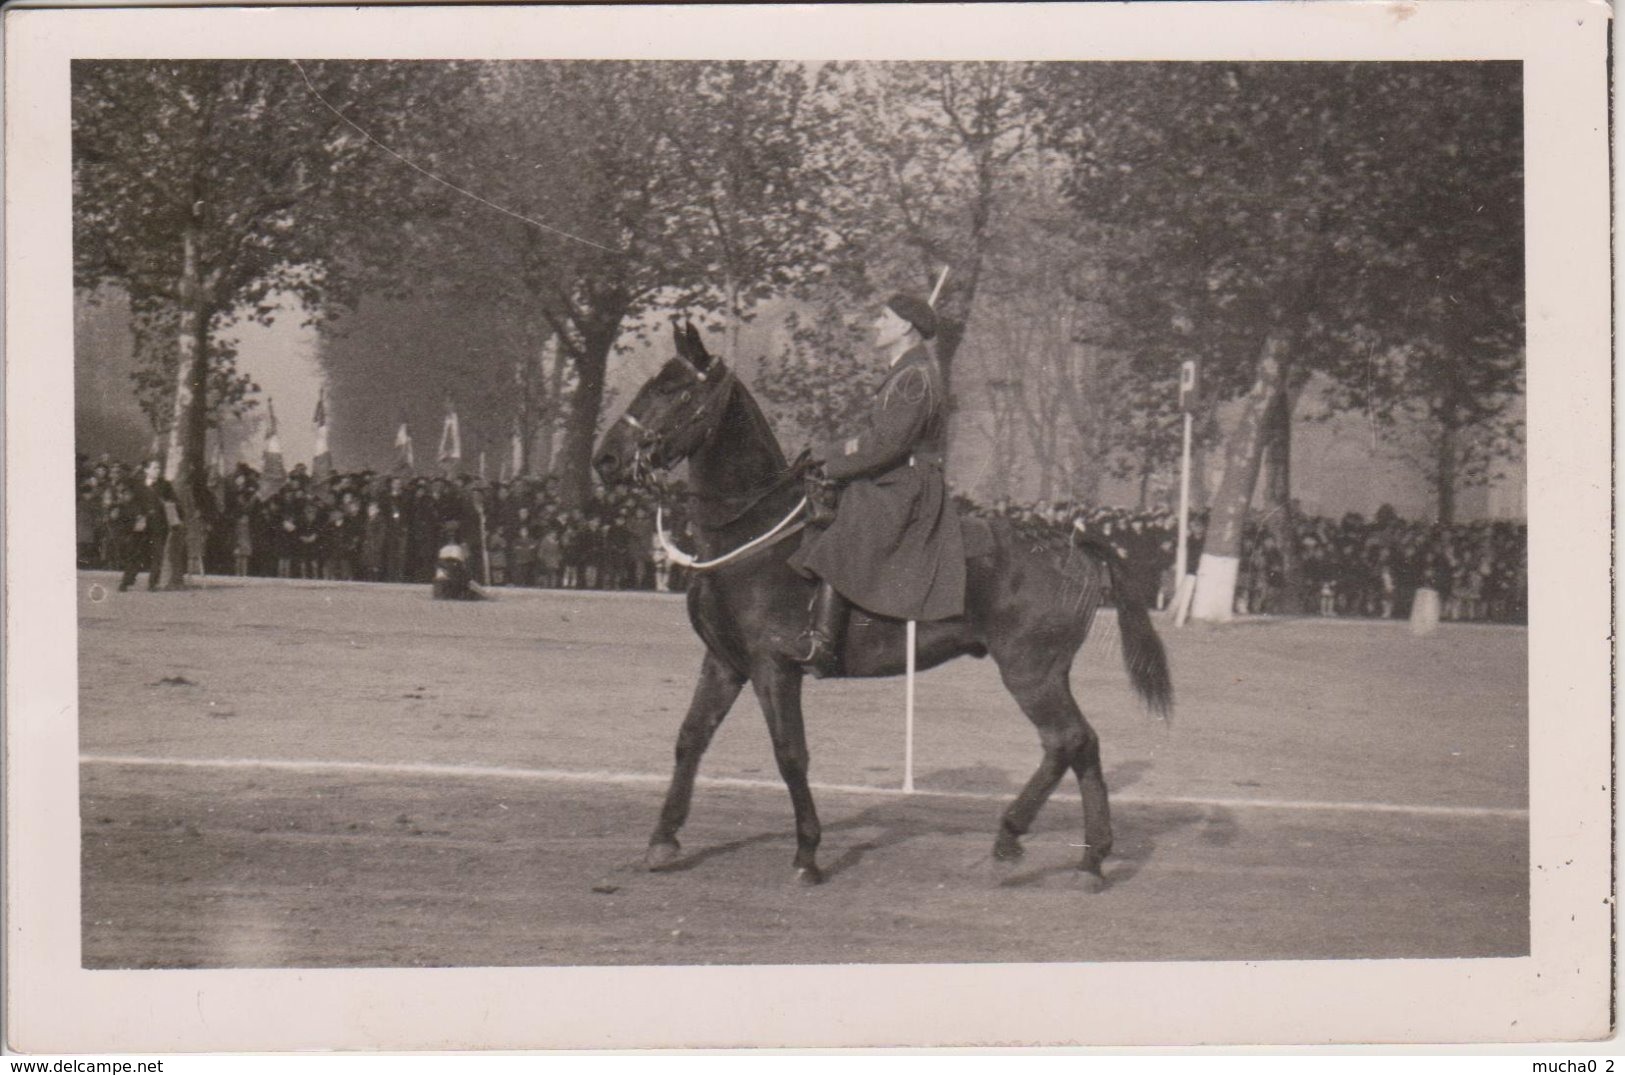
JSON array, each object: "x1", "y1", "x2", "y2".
[{"x1": 289, "y1": 59, "x2": 622, "y2": 255}]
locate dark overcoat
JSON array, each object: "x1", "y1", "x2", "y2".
[{"x1": 788, "y1": 344, "x2": 966, "y2": 621}]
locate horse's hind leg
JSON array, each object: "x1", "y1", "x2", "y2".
[
  {"x1": 992, "y1": 666, "x2": 1081, "y2": 860},
  {"x1": 994, "y1": 667, "x2": 1112, "y2": 880},
  {"x1": 1068, "y1": 709, "x2": 1113, "y2": 876},
  {"x1": 647, "y1": 651, "x2": 747, "y2": 870}
]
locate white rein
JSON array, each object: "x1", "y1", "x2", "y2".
[
  {"x1": 656, "y1": 497, "x2": 809, "y2": 571},
  {"x1": 621, "y1": 359, "x2": 808, "y2": 572}
]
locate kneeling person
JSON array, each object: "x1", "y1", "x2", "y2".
[{"x1": 432, "y1": 535, "x2": 485, "y2": 601}]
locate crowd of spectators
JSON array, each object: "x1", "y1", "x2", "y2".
[
  {"x1": 77, "y1": 455, "x2": 1525, "y2": 623},
  {"x1": 75, "y1": 456, "x2": 689, "y2": 594},
  {"x1": 975, "y1": 498, "x2": 1527, "y2": 624}
]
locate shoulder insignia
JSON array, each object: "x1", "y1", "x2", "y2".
[
  {"x1": 886, "y1": 366, "x2": 930, "y2": 407},
  {"x1": 843, "y1": 437, "x2": 861, "y2": 456}
]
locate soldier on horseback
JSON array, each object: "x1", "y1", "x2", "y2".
[
  {"x1": 594, "y1": 315, "x2": 1169, "y2": 884},
  {"x1": 776, "y1": 293, "x2": 967, "y2": 676}
]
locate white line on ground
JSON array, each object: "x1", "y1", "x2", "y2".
[
  {"x1": 77, "y1": 572, "x2": 1526, "y2": 630},
  {"x1": 80, "y1": 753, "x2": 1527, "y2": 820}
]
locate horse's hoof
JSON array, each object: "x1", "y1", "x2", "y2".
[
  {"x1": 1075, "y1": 865, "x2": 1109, "y2": 894},
  {"x1": 645, "y1": 839, "x2": 681, "y2": 871},
  {"x1": 993, "y1": 834, "x2": 1025, "y2": 862},
  {"x1": 796, "y1": 864, "x2": 824, "y2": 886}
]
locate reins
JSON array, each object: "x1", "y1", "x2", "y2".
[
  {"x1": 655, "y1": 497, "x2": 808, "y2": 571},
  {"x1": 623, "y1": 353, "x2": 811, "y2": 572},
  {"x1": 683, "y1": 455, "x2": 813, "y2": 529}
]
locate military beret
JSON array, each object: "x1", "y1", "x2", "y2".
[{"x1": 886, "y1": 293, "x2": 938, "y2": 340}]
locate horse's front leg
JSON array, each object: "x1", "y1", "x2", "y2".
[
  {"x1": 751, "y1": 658, "x2": 824, "y2": 885},
  {"x1": 647, "y1": 651, "x2": 747, "y2": 870}
]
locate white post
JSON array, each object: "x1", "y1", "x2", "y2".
[
  {"x1": 1173, "y1": 360, "x2": 1198, "y2": 627},
  {"x1": 1175, "y1": 411, "x2": 1192, "y2": 584},
  {"x1": 904, "y1": 619, "x2": 917, "y2": 794},
  {"x1": 1174, "y1": 409, "x2": 1194, "y2": 625}
]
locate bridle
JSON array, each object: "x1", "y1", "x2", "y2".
[
  {"x1": 615, "y1": 357, "x2": 738, "y2": 479},
  {"x1": 613, "y1": 356, "x2": 809, "y2": 572}
]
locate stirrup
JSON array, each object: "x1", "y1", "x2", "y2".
[
  {"x1": 800, "y1": 632, "x2": 841, "y2": 678},
  {"x1": 776, "y1": 629, "x2": 840, "y2": 677}
]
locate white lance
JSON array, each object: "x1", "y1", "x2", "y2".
[{"x1": 901, "y1": 265, "x2": 951, "y2": 795}]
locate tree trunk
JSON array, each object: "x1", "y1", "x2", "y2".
[
  {"x1": 556, "y1": 317, "x2": 620, "y2": 508},
  {"x1": 1261, "y1": 378, "x2": 1311, "y2": 614},
  {"x1": 160, "y1": 229, "x2": 210, "y2": 589},
  {"x1": 181, "y1": 304, "x2": 212, "y2": 579},
  {"x1": 1190, "y1": 406, "x2": 1220, "y2": 512},
  {"x1": 1435, "y1": 422, "x2": 1458, "y2": 524},
  {"x1": 1189, "y1": 332, "x2": 1292, "y2": 622},
  {"x1": 725, "y1": 273, "x2": 742, "y2": 364}
]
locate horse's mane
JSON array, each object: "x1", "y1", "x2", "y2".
[
  {"x1": 724, "y1": 368, "x2": 790, "y2": 472},
  {"x1": 734, "y1": 373, "x2": 789, "y2": 470}
]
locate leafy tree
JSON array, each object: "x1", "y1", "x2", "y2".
[
  {"x1": 72, "y1": 59, "x2": 470, "y2": 582},
  {"x1": 656, "y1": 62, "x2": 822, "y2": 359},
  {"x1": 124, "y1": 291, "x2": 258, "y2": 436},
  {"x1": 806, "y1": 61, "x2": 1042, "y2": 457},
  {"x1": 755, "y1": 307, "x2": 884, "y2": 449},
  {"x1": 304, "y1": 62, "x2": 824, "y2": 496},
  {"x1": 1317, "y1": 65, "x2": 1524, "y2": 523},
  {"x1": 1033, "y1": 61, "x2": 1523, "y2": 618},
  {"x1": 415, "y1": 61, "x2": 826, "y2": 507}
]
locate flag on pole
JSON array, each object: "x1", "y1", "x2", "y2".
[
  {"x1": 438, "y1": 404, "x2": 462, "y2": 476},
  {"x1": 312, "y1": 388, "x2": 333, "y2": 480},
  {"x1": 262, "y1": 398, "x2": 286, "y2": 494},
  {"x1": 394, "y1": 422, "x2": 415, "y2": 476}
]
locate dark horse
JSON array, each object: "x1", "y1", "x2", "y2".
[{"x1": 594, "y1": 323, "x2": 1172, "y2": 886}]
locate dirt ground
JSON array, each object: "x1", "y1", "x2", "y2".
[{"x1": 78, "y1": 572, "x2": 1528, "y2": 968}]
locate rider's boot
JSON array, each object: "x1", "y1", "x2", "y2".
[{"x1": 774, "y1": 579, "x2": 847, "y2": 678}]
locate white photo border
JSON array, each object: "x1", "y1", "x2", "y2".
[{"x1": 5, "y1": 0, "x2": 1611, "y2": 1051}]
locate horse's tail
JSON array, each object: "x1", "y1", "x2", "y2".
[{"x1": 1074, "y1": 535, "x2": 1174, "y2": 721}]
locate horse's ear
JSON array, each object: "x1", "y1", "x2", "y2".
[
  {"x1": 672, "y1": 321, "x2": 688, "y2": 360},
  {"x1": 684, "y1": 322, "x2": 712, "y2": 369}
]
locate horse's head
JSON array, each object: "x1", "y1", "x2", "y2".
[{"x1": 594, "y1": 321, "x2": 735, "y2": 485}]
